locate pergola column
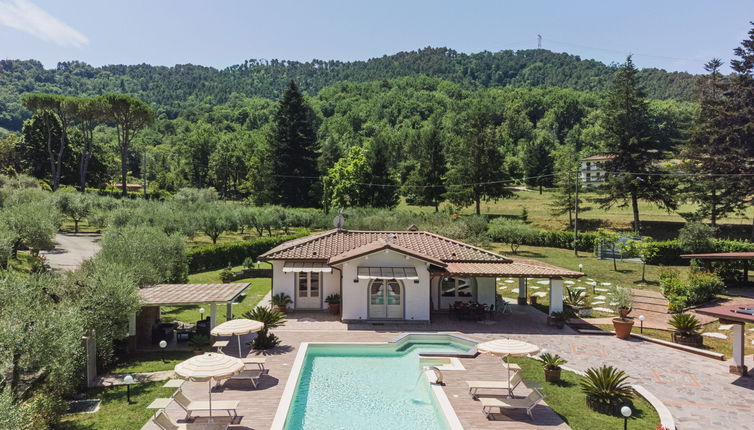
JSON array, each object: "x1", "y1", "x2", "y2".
[
  {"x1": 210, "y1": 304, "x2": 217, "y2": 329},
  {"x1": 127, "y1": 312, "x2": 137, "y2": 353},
  {"x1": 517, "y1": 278, "x2": 527, "y2": 305},
  {"x1": 549, "y1": 278, "x2": 564, "y2": 313},
  {"x1": 730, "y1": 323, "x2": 748, "y2": 376},
  {"x1": 226, "y1": 302, "x2": 233, "y2": 320}
]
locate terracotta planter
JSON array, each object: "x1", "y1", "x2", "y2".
[
  {"x1": 517, "y1": 297, "x2": 528, "y2": 305},
  {"x1": 529, "y1": 295, "x2": 538, "y2": 305},
  {"x1": 612, "y1": 318, "x2": 634, "y2": 339},
  {"x1": 276, "y1": 305, "x2": 287, "y2": 313},
  {"x1": 544, "y1": 367, "x2": 562, "y2": 383},
  {"x1": 672, "y1": 333, "x2": 703, "y2": 348},
  {"x1": 618, "y1": 307, "x2": 632, "y2": 318},
  {"x1": 577, "y1": 307, "x2": 592, "y2": 318},
  {"x1": 328, "y1": 303, "x2": 340, "y2": 314}
]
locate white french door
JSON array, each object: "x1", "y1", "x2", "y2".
[
  {"x1": 368, "y1": 279, "x2": 403, "y2": 319},
  {"x1": 296, "y1": 272, "x2": 321, "y2": 309}
]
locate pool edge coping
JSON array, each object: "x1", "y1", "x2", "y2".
[{"x1": 270, "y1": 335, "x2": 472, "y2": 430}]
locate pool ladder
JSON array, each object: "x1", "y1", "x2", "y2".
[{"x1": 423, "y1": 366, "x2": 444, "y2": 386}]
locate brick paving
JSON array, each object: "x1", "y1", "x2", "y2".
[{"x1": 139, "y1": 304, "x2": 754, "y2": 430}]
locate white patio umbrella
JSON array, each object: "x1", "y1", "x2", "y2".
[
  {"x1": 210, "y1": 318, "x2": 264, "y2": 358},
  {"x1": 174, "y1": 353, "x2": 245, "y2": 422},
  {"x1": 476, "y1": 338, "x2": 540, "y2": 383}
]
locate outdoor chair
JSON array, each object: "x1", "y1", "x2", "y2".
[
  {"x1": 172, "y1": 390, "x2": 239, "y2": 421},
  {"x1": 152, "y1": 410, "x2": 228, "y2": 430},
  {"x1": 479, "y1": 389, "x2": 544, "y2": 420},
  {"x1": 466, "y1": 371, "x2": 523, "y2": 399},
  {"x1": 228, "y1": 368, "x2": 268, "y2": 389}
]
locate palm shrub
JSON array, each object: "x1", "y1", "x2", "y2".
[
  {"x1": 243, "y1": 306, "x2": 286, "y2": 349},
  {"x1": 580, "y1": 365, "x2": 633, "y2": 414},
  {"x1": 539, "y1": 353, "x2": 567, "y2": 382},
  {"x1": 669, "y1": 313, "x2": 703, "y2": 347},
  {"x1": 270, "y1": 293, "x2": 292, "y2": 311}
]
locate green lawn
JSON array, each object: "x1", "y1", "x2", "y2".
[
  {"x1": 490, "y1": 243, "x2": 689, "y2": 292},
  {"x1": 60, "y1": 218, "x2": 101, "y2": 234},
  {"x1": 160, "y1": 265, "x2": 271, "y2": 325},
  {"x1": 109, "y1": 351, "x2": 195, "y2": 374},
  {"x1": 58, "y1": 381, "x2": 174, "y2": 430},
  {"x1": 509, "y1": 357, "x2": 660, "y2": 430}
]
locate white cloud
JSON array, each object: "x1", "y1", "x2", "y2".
[{"x1": 0, "y1": 0, "x2": 88, "y2": 47}]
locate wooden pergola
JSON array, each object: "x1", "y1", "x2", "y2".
[
  {"x1": 696, "y1": 303, "x2": 754, "y2": 376},
  {"x1": 128, "y1": 283, "x2": 249, "y2": 352},
  {"x1": 680, "y1": 252, "x2": 754, "y2": 283}
]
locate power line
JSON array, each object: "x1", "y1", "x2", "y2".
[{"x1": 544, "y1": 37, "x2": 710, "y2": 63}]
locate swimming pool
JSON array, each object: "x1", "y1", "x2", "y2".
[{"x1": 273, "y1": 334, "x2": 476, "y2": 430}]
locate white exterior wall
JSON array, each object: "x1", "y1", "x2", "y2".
[
  {"x1": 475, "y1": 277, "x2": 496, "y2": 307},
  {"x1": 270, "y1": 261, "x2": 340, "y2": 311},
  {"x1": 335, "y1": 249, "x2": 431, "y2": 321}
]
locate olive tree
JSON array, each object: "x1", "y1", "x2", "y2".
[
  {"x1": 195, "y1": 205, "x2": 238, "y2": 244},
  {"x1": 56, "y1": 192, "x2": 93, "y2": 233}
]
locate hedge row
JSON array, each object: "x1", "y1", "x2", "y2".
[
  {"x1": 187, "y1": 233, "x2": 304, "y2": 273},
  {"x1": 529, "y1": 230, "x2": 598, "y2": 253},
  {"x1": 645, "y1": 238, "x2": 754, "y2": 266}
]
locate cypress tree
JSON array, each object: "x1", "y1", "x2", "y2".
[{"x1": 267, "y1": 81, "x2": 319, "y2": 207}]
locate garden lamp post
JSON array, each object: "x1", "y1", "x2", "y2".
[
  {"x1": 578, "y1": 263, "x2": 583, "y2": 273},
  {"x1": 638, "y1": 315, "x2": 645, "y2": 333},
  {"x1": 620, "y1": 405, "x2": 632, "y2": 430},
  {"x1": 123, "y1": 374, "x2": 134, "y2": 404},
  {"x1": 200, "y1": 307, "x2": 205, "y2": 320},
  {"x1": 159, "y1": 339, "x2": 168, "y2": 363}
]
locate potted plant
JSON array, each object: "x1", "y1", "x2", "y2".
[
  {"x1": 669, "y1": 313, "x2": 703, "y2": 347},
  {"x1": 539, "y1": 353, "x2": 567, "y2": 383},
  {"x1": 608, "y1": 286, "x2": 634, "y2": 339},
  {"x1": 550, "y1": 311, "x2": 569, "y2": 329},
  {"x1": 325, "y1": 293, "x2": 341, "y2": 314},
  {"x1": 188, "y1": 334, "x2": 210, "y2": 355},
  {"x1": 565, "y1": 287, "x2": 592, "y2": 318},
  {"x1": 270, "y1": 293, "x2": 292, "y2": 312},
  {"x1": 219, "y1": 266, "x2": 234, "y2": 283},
  {"x1": 529, "y1": 294, "x2": 538, "y2": 305}
]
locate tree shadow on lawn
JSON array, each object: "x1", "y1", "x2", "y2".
[{"x1": 515, "y1": 250, "x2": 547, "y2": 258}]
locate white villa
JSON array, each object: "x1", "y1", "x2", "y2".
[
  {"x1": 260, "y1": 227, "x2": 582, "y2": 321},
  {"x1": 579, "y1": 153, "x2": 616, "y2": 186}
]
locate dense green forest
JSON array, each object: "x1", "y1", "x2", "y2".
[{"x1": 0, "y1": 47, "x2": 696, "y2": 131}]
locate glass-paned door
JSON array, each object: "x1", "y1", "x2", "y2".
[
  {"x1": 369, "y1": 279, "x2": 403, "y2": 319},
  {"x1": 296, "y1": 272, "x2": 321, "y2": 309}
]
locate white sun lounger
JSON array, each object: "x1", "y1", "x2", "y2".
[
  {"x1": 152, "y1": 410, "x2": 228, "y2": 430},
  {"x1": 173, "y1": 390, "x2": 239, "y2": 421},
  {"x1": 479, "y1": 389, "x2": 544, "y2": 420},
  {"x1": 228, "y1": 368, "x2": 268, "y2": 389},
  {"x1": 466, "y1": 371, "x2": 523, "y2": 398}
]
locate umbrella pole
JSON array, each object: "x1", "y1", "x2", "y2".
[
  {"x1": 506, "y1": 354, "x2": 511, "y2": 396},
  {"x1": 238, "y1": 334, "x2": 243, "y2": 358},
  {"x1": 208, "y1": 379, "x2": 213, "y2": 423}
]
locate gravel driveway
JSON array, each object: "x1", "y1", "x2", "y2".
[{"x1": 40, "y1": 233, "x2": 102, "y2": 271}]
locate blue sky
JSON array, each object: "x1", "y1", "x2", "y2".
[{"x1": 0, "y1": 0, "x2": 750, "y2": 73}]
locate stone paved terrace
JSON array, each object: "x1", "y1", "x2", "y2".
[{"x1": 141, "y1": 304, "x2": 754, "y2": 430}]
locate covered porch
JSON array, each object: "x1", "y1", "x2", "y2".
[
  {"x1": 681, "y1": 251, "x2": 754, "y2": 285},
  {"x1": 696, "y1": 302, "x2": 754, "y2": 376},
  {"x1": 128, "y1": 283, "x2": 249, "y2": 352}
]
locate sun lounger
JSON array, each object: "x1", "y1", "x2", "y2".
[
  {"x1": 173, "y1": 390, "x2": 239, "y2": 421},
  {"x1": 152, "y1": 410, "x2": 228, "y2": 430},
  {"x1": 479, "y1": 389, "x2": 544, "y2": 420},
  {"x1": 228, "y1": 368, "x2": 268, "y2": 389},
  {"x1": 466, "y1": 372, "x2": 522, "y2": 398}
]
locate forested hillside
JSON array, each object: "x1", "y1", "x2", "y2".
[{"x1": 0, "y1": 47, "x2": 696, "y2": 131}]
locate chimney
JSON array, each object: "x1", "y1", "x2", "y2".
[{"x1": 407, "y1": 224, "x2": 418, "y2": 232}]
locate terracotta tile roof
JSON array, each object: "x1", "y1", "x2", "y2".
[
  {"x1": 260, "y1": 229, "x2": 510, "y2": 263},
  {"x1": 139, "y1": 283, "x2": 249, "y2": 306},
  {"x1": 328, "y1": 238, "x2": 447, "y2": 266},
  {"x1": 680, "y1": 252, "x2": 754, "y2": 260},
  {"x1": 435, "y1": 259, "x2": 583, "y2": 278},
  {"x1": 581, "y1": 153, "x2": 617, "y2": 161}
]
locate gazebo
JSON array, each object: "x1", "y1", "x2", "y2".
[
  {"x1": 680, "y1": 252, "x2": 754, "y2": 283},
  {"x1": 127, "y1": 283, "x2": 249, "y2": 352},
  {"x1": 696, "y1": 303, "x2": 754, "y2": 376}
]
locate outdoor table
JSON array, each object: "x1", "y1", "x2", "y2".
[
  {"x1": 146, "y1": 397, "x2": 173, "y2": 409},
  {"x1": 212, "y1": 340, "x2": 229, "y2": 353},
  {"x1": 162, "y1": 379, "x2": 185, "y2": 388},
  {"x1": 242, "y1": 357, "x2": 266, "y2": 369}
]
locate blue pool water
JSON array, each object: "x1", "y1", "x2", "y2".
[{"x1": 283, "y1": 334, "x2": 475, "y2": 430}]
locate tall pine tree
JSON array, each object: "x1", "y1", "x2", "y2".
[
  {"x1": 266, "y1": 81, "x2": 319, "y2": 207},
  {"x1": 522, "y1": 128, "x2": 555, "y2": 194},
  {"x1": 596, "y1": 56, "x2": 675, "y2": 232},
  {"x1": 403, "y1": 117, "x2": 447, "y2": 211}
]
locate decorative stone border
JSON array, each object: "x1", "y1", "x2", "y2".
[{"x1": 576, "y1": 328, "x2": 726, "y2": 360}]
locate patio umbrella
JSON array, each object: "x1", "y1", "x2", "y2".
[
  {"x1": 210, "y1": 318, "x2": 264, "y2": 358},
  {"x1": 476, "y1": 338, "x2": 540, "y2": 383},
  {"x1": 174, "y1": 353, "x2": 245, "y2": 422}
]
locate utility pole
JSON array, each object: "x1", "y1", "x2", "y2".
[
  {"x1": 538, "y1": 34, "x2": 542, "y2": 49},
  {"x1": 574, "y1": 168, "x2": 579, "y2": 256}
]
